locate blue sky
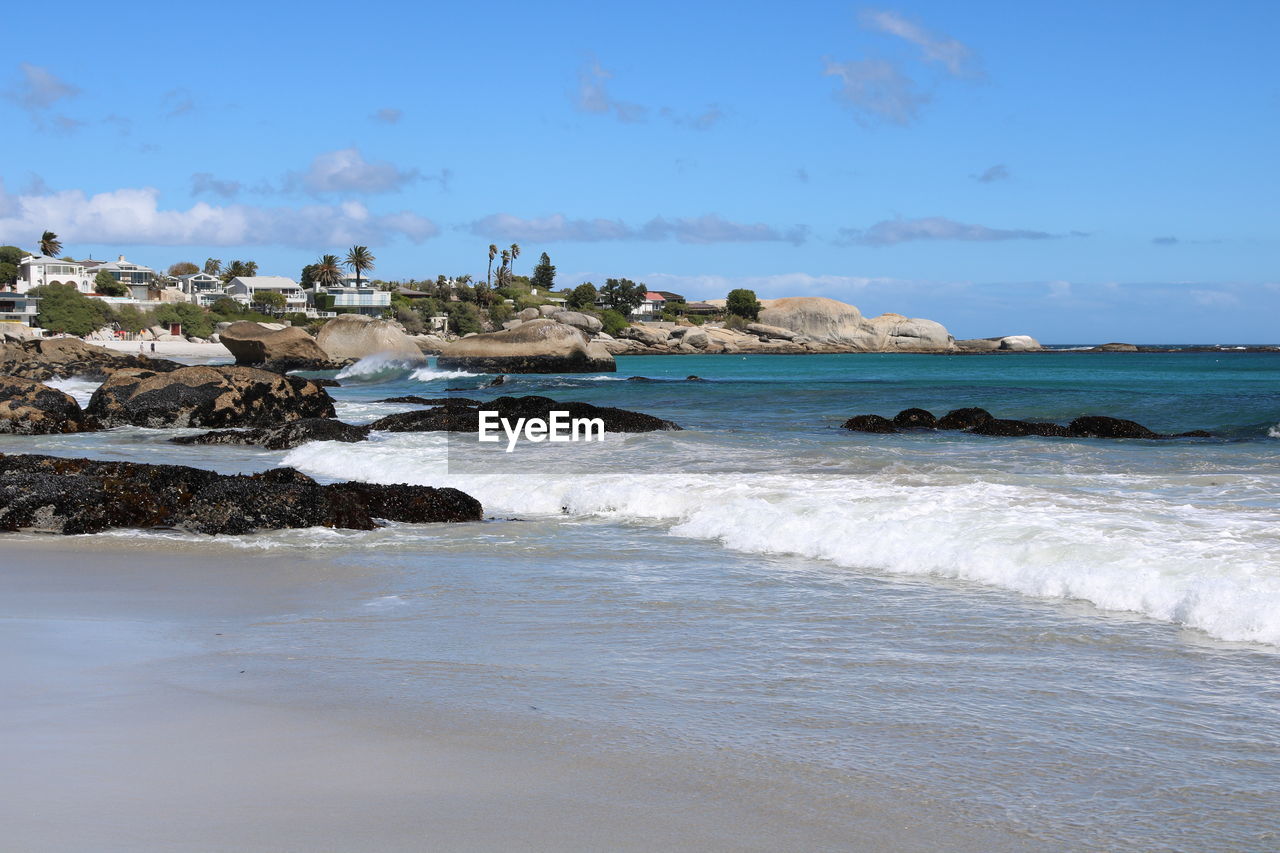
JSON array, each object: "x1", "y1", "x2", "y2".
[{"x1": 1, "y1": 0, "x2": 1276, "y2": 342}]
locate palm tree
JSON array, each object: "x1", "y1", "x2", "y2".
[
  {"x1": 39, "y1": 230, "x2": 62, "y2": 257},
  {"x1": 498, "y1": 249, "x2": 511, "y2": 288},
  {"x1": 313, "y1": 254, "x2": 344, "y2": 287},
  {"x1": 508, "y1": 243, "x2": 521, "y2": 276},
  {"x1": 345, "y1": 246, "x2": 375, "y2": 287},
  {"x1": 487, "y1": 244, "x2": 498, "y2": 287},
  {"x1": 204, "y1": 258, "x2": 222, "y2": 276}
]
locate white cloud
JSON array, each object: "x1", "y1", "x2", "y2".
[
  {"x1": 469, "y1": 212, "x2": 805, "y2": 245},
  {"x1": 190, "y1": 173, "x2": 243, "y2": 199},
  {"x1": 284, "y1": 147, "x2": 420, "y2": 195},
  {"x1": 858, "y1": 9, "x2": 977, "y2": 77},
  {"x1": 0, "y1": 180, "x2": 437, "y2": 248},
  {"x1": 839, "y1": 216, "x2": 1057, "y2": 246},
  {"x1": 822, "y1": 58, "x2": 928, "y2": 125},
  {"x1": 7, "y1": 63, "x2": 79, "y2": 110},
  {"x1": 634, "y1": 272, "x2": 914, "y2": 299},
  {"x1": 372, "y1": 107, "x2": 403, "y2": 124}
]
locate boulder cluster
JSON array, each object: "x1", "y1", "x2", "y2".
[
  {"x1": 841, "y1": 407, "x2": 1213, "y2": 439},
  {"x1": 0, "y1": 454, "x2": 481, "y2": 535}
]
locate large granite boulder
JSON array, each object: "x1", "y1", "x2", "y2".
[
  {"x1": 0, "y1": 454, "x2": 482, "y2": 535},
  {"x1": 86, "y1": 365, "x2": 335, "y2": 428},
  {"x1": 369, "y1": 395, "x2": 680, "y2": 433},
  {"x1": 619, "y1": 325, "x2": 670, "y2": 346},
  {"x1": 171, "y1": 418, "x2": 371, "y2": 450},
  {"x1": 220, "y1": 322, "x2": 333, "y2": 370},
  {"x1": 0, "y1": 376, "x2": 94, "y2": 434},
  {"x1": 745, "y1": 323, "x2": 799, "y2": 340},
  {"x1": 1093, "y1": 342, "x2": 1139, "y2": 352},
  {"x1": 316, "y1": 315, "x2": 426, "y2": 363},
  {"x1": 758, "y1": 297, "x2": 953, "y2": 351},
  {"x1": 998, "y1": 335, "x2": 1041, "y2": 351},
  {"x1": 0, "y1": 338, "x2": 181, "y2": 381},
  {"x1": 550, "y1": 310, "x2": 603, "y2": 334},
  {"x1": 437, "y1": 320, "x2": 616, "y2": 373},
  {"x1": 0, "y1": 322, "x2": 38, "y2": 342},
  {"x1": 955, "y1": 336, "x2": 1043, "y2": 352}
]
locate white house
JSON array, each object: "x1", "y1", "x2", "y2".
[
  {"x1": 82, "y1": 255, "x2": 157, "y2": 301},
  {"x1": 177, "y1": 272, "x2": 227, "y2": 307},
  {"x1": 226, "y1": 276, "x2": 307, "y2": 312},
  {"x1": 15, "y1": 255, "x2": 94, "y2": 294},
  {"x1": 0, "y1": 293, "x2": 40, "y2": 324},
  {"x1": 309, "y1": 284, "x2": 390, "y2": 317}
]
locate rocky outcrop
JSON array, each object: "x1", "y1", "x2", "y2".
[
  {"x1": 752, "y1": 298, "x2": 954, "y2": 352},
  {"x1": 955, "y1": 336, "x2": 1044, "y2": 352},
  {"x1": 0, "y1": 454, "x2": 482, "y2": 535},
  {"x1": 369, "y1": 395, "x2": 680, "y2": 433},
  {"x1": 220, "y1": 322, "x2": 338, "y2": 371},
  {"x1": 86, "y1": 365, "x2": 335, "y2": 429},
  {"x1": 171, "y1": 418, "x2": 371, "y2": 450},
  {"x1": 437, "y1": 320, "x2": 616, "y2": 373},
  {"x1": 317, "y1": 315, "x2": 427, "y2": 363},
  {"x1": 0, "y1": 322, "x2": 38, "y2": 342},
  {"x1": 840, "y1": 407, "x2": 1210, "y2": 440},
  {"x1": 550, "y1": 311, "x2": 603, "y2": 334},
  {"x1": 0, "y1": 376, "x2": 94, "y2": 434},
  {"x1": 1092, "y1": 342, "x2": 1139, "y2": 352},
  {"x1": 0, "y1": 338, "x2": 182, "y2": 381}
]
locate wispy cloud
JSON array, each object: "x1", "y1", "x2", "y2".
[
  {"x1": 574, "y1": 57, "x2": 648, "y2": 123},
  {"x1": 7, "y1": 63, "x2": 79, "y2": 110},
  {"x1": 839, "y1": 216, "x2": 1060, "y2": 246},
  {"x1": 823, "y1": 58, "x2": 929, "y2": 125},
  {"x1": 190, "y1": 173, "x2": 244, "y2": 199},
  {"x1": 973, "y1": 164, "x2": 1010, "y2": 183},
  {"x1": 0, "y1": 180, "x2": 438, "y2": 248},
  {"x1": 371, "y1": 107, "x2": 403, "y2": 124},
  {"x1": 858, "y1": 9, "x2": 977, "y2": 77},
  {"x1": 469, "y1": 212, "x2": 806, "y2": 245},
  {"x1": 284, "y1": 147, "x2": 420, "y2": 195},
  {"x1": 162, "y1": 88, "x2": 195, "y2": 117}
]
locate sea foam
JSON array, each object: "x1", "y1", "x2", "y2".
[{"x1": 282, "y1": 437, "x2": 1280, "y2": 648}]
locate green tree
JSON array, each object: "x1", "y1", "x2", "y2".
[
  {"x1": 508, "y1": 243, "x2": 521, "y2": 277},
  {"x1": 252, "y1": 291, "x2": 287, "y2": 313},
  {"x1": 113, "y1": 304, "x2": 154, "y2": 334},
  {"x1": 497, "y1": 249, "x2": 511, "y2": 288},
  {"x1": 599, "y1": 278, "x2": 646, "y2": 315},
  {"x1": 312, "y1": 253, "x2": 345, "y2": 288},
  {"x1": 153, "y1": 303, "x2": 214, "y2": 339},
  {"x1": 445, "y1": 302, "x2": 483, "y2": 335},
  {"x1": 32, "y1": 283, "x2": 112, "y2": 336},
  {"x1": 39, "y1": 230, "x2": 62, "y2": 257},
  {"x1": 566, "y1": 282, "x2": 598, "y2": 310},
  {"x1": 0, "y1": 245, "x2": 23, "y2": 286},
  {"x1": 486, "y1": 243, "x2": 498, "y2": 287},
  {"x1": 220, "y1": 259, "x2": 258, "y2": 283},
  {"x1": 530, "y1": 252, "x2": 556, "y2": 292},
  {"x1": 203, "y1": 258, "x2": 222, "y2": 276},
  {"x1": 167, "y1": 261, "x2": 199, "y2": 277},
  {"x1": 726, "y1": 288, "x2": 761, "y2": 320},
  {"x1": 94, "y1": 270, "x2": 129, "y2": 296},
  {"x1": 599, "y1": 309, "x2": 630, "y2": 336},
  {"x1": 345, "y1": 246, "x2": 375, "y2": 287}
]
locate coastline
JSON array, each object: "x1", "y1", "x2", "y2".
[
  {"x1": 94, "y1": 339, "x2": 232, "y2": 359},
  {"x1": 0, "y1": 539, "x2": 1032, "y2": 852}
]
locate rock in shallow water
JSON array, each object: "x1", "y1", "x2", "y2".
[
  {"x1": 0, "y1": 376, "x2": 94, "y2": 435},
  {"x1": 0, "y1": 454, "x2": 482, "y2": 535},
  {"x1": 87, "y1": 365, "x2": 335, "y2": 428},
  {"x1": 842, "y1": 407, "x2": 1209, "y2": 440},
  {"x1": 369, "y1": 395, "x2": 680, "y2": 433},
  {"x1": 171, "y1": 418, "x2": 371, "y2": 450},
  {"x1": 0, "y1": 338, "x2": 182, "y2": 381}
]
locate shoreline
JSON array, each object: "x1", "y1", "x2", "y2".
[
  {"x1": 0, "y1": 539, "x2": 1032, "y2": 852},
  {"x1": 94, "y1": 338, "x2": 233, "y2": 359}
]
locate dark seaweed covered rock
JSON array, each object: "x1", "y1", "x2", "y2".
[
  {"x1": 171, "y1": 418, "x2": 371, "y2": 450},
  {"x1": 0, "y1": 376, "x2": 96, "y2": 434},
  {"x1": 86, "y1": 365, "x2": 335, "y2": 428},
  {"x1": 0, "y1": 454, "x2": 482, "y2": 535},
  {"x1": 971, "y1": 418, "x2": 1071, "y2": 438},
  {"x1": 378, "y1": 395, "x2": 481, "y2": 406},
  {"x1": 0, "y1": 338, "x2": 182, "y2": 381},
  {"x1": 936, "y1": 408, "x2": 995, "y2": 431},
  {"x1": 892, "y1": 408, "x2": 937, "y2": 429},
  {"x1": 841, "y1": 414, "x2": 898, "y2": 433},
  {"x1": 369, "y1": 395, "x2": 680, "y2": 433},
  {"x1": 1067, "y1": 416, "x2": 1160, "y2": 439}
]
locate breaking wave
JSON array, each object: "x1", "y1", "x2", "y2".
[{"x1": 282, "y1": 436, "x2": 1280, "y2": 648}]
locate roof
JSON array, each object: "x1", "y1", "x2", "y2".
[
  {"x1": 643, "y1": 291, "x2": 667, "y2": 301},
  {"x1": 177, "y1": 272, "x2": 220, "y2": 281},
  {"x1": 20, "y1": 255, "x2": 81, "y2": 267},
  {"x1": 654, "y1": 290, "x2": 685, "y2": 300},
  {"x1": 228, "y1": 276, "x2": 300, "y2": 289}
]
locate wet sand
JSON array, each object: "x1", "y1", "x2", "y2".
[{"x1": 0, "y1": 540, "x2": 1032, "y2": 852}]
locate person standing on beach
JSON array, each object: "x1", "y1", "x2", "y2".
[{"x1": 139, "y1": 341, "x2": 145, "y2": 355}]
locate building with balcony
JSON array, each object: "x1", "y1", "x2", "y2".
[
  {"x1": 177, "y1": 272, "x2": 228, "y2": 307},
  {"x1": 225, "y1": 276, "x2": 308, "y2": 312},
  {"x1": 310, "y1": 285, "x2": 391, "y2": 317},
  {"x1": 82, "y1": 255, "x2": 157, "y2": 301},
  {"x1": 15, "y1": 255, "x2": 94, "y2": 294}
]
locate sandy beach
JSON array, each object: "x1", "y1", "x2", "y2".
[
  {"x1": 0, "y1": 539, "x2": 1031, "y2": 852},
  {"x1": 95, "y1": 339, "x2": 233, "y2": 360}
]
